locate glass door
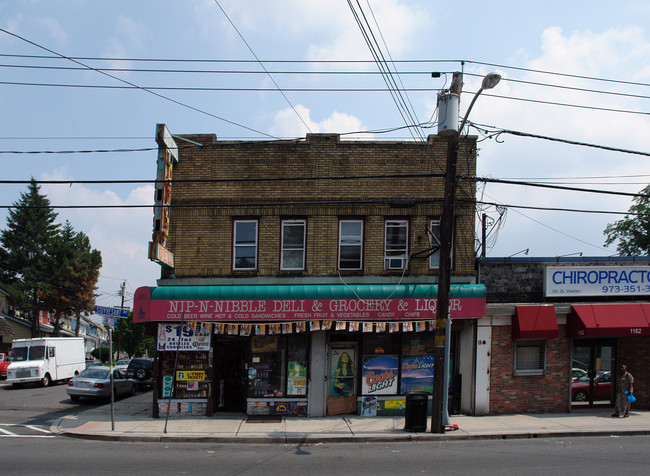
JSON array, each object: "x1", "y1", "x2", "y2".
[
  {"x1": 571, "y1": 340, "x2": 615, "y2": 407},
  {"x1": 329, "y1": 347, "x2": 356, "y2": 398}
]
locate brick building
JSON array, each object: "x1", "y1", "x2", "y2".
[
  {"x1": 478, "y1": 256, "x2": 650, "y2": 415},
  {"x1": 134, "y1": 125, "x2": 487, "y2": 418}
]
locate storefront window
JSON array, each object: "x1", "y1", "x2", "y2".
[
  {"x1": 401, "y1": 334, "x2": 435, "y2": 355},
  {"x1": 515, "y1": 341, "x2": 546, "y2": 375},
  {"x1": 249, "y1": 336, "x2": 285, "y2": 397},
  {"x1": 287, "y1": 335, "x2": 308, "y2": 396}
]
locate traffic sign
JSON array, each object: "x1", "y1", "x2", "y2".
[
  {"x1": 95, "y1": 306, "x2": 129, "y2": 318},
  {"x1": 102, "y1": 316, "x2": 118, "y2": 327}
]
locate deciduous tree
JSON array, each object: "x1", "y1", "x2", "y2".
[{"x1": 604, "y1": 185, "x2": 650, "y2": 256}]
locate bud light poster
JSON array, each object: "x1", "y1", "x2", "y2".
[
  {"x1": 362, "y1": 355, "x2": 398, "y2": 395},
  {"x1": 400, "y1": 355, "x2": 434, "y2": 394}
]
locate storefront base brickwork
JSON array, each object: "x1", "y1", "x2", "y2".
[{"x1": 489, "y1": 325, "x2": 571, "y2": 414}]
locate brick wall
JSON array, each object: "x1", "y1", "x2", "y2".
[
  {"x1": 163, "y1": 133, "x2": 477, "y2": 281},
  {"x1": 489, "y1": 325, "x2": 571, "y2": 414},
  {"x1": 617, "y1": 336, "x2": 650, "y2": 410}
]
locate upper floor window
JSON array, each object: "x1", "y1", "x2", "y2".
[
  {"x1": 338, "y1": 219, "x2": 363, "y2": 270},
  {"x1": 233, "y1": 219, "x2": 258, "y2": 270},
  {"x1": 384, "y1": 219, "x2": 408, "y2": 270},
  {"x1": 429, "y1": 218, "x2": 453, "y2": 270},
  {"x1": 281, "y1": 219, "x2": 306, "y2": 270}
]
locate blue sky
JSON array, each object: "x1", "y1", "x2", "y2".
[{"x1": 1, "y1": 0, "x2": 650, "y2": 310}]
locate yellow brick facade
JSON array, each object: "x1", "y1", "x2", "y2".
[{"x1": 161, "y1": 133, "x2": 477, "y2": 281}]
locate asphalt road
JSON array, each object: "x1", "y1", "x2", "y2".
[
  {"x1": 2, "y1": 381, "x2": 650, "y2": 475},
  {"x1": 0, "y1": 379, "x2": 145, "y2": 431},
  {"x1": 1, "y1": 435, "x2": 650, "y2": 475}
]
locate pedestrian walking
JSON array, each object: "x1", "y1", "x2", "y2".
[{"x1": 612, "y1": 364, "x2": 634, "y2": 418}]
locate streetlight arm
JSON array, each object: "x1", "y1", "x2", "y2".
[{"x1": 458, "y1": 88, "x2": 484, "y2": 134}]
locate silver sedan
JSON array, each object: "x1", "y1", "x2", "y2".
[{"x1": 67, "y1": 366, "x2": 136, "y2": 401}]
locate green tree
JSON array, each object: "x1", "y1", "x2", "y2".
[
  {"x1": 41, "y1": 221, "x2": 102, "y2": 336},
  {"x1": 68, "y1": 230, "x2": 102, "y2": 337},
  {"x1": 604, "y1": 185, "x2": 650, "y2": 255},
  {"x1": 0, "y1": 180, "x2": 60, "y2": 336},
  {"x1": 91, "y1": 346, "x2": 111, "y2": 363},
  {"x1": 113, "y1": 311, "x2": 154, "y2": 358}
]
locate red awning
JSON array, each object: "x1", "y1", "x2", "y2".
[
  {"x1": 568, "y1": 303, "x2": 650, "y2": 338},
  {"x1": 512, "y1": 305, "x2": 559, "y2": 340}
]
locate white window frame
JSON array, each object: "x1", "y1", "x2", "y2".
[
  {"x1": 280, "y1": 219, "x2": 306, "y2": 271},
  {"x1": 384, "y1": 219, "x2": 409, "y2": 270},
  {"x1": 233, "y1": 219, "x2": 258, "y2": 271},
  {"x1": 338, "y1": 219, "x2": 364, "y2": 270},
  {"x1": 514, "y1": 341, "x2": 546, "y2": 376}
]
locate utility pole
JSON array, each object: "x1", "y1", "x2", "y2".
[
  {"x1": 431, "y1": 73, "x2": 462, "y2": 434},
  {"x1": 431, "y1": 71, "x2": 501, "y2": 434}
]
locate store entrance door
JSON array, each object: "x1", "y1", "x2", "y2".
[
  {"x1": 213, "y1": 336, "x2": 248, "y2": 413},
  {"x1": 326, "y1": 346, "x2": 357, "y2": 415},
  {"x1": 571, "y1": 339, "x2": 616, "y2": 408}
]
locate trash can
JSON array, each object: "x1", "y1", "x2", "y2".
[{"x1": 404, "y1": 393, "x2": 428, "y2": 432}]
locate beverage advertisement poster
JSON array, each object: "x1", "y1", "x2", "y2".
[
  {"x1": 157, "y1": 323, "x2": 211, "y2": 351},
  {"x1": 400, "y1": 355, "x2": 434, "y2": 394},
  {"x1": 362, "y1": 355, "x2": 398, "y2": 395},
  {"x1": 287, "y1": 361, "x2": 307, "y2": 395}
]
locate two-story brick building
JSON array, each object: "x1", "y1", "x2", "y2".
[{"x1": 134, "y1": 125, "x2": 487, "y2": 418}]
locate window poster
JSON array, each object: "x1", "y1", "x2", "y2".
[
  {"x1": 329, "y1": 348, "x2": 355, "y2": 397},
  {"x1": 287, "y1": 361, "x2": 307, "y2": 395},
  {"x1": 400, "y1": 355, "x2": 434, "y2": 394},
  {"x1": 157, "y1": 323, "x2": 211, "y2": 352},
  {"x1": 362, "y1": 355, "x2": 398, "y2": 395}
]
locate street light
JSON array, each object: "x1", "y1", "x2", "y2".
[{"x1": 431, "y1": 72, "x2": 500, "y2": 433}]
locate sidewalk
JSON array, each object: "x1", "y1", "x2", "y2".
[{"x1": 52, "y1": 392, "x2": 650, "y2": 443}]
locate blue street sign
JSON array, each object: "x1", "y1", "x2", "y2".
[
  {"x1": 102, "y1": 316, "x2": 118, "y2": 327},
  {"x1": 95, "y1": 306, "x2": 129, "y2": 318}
]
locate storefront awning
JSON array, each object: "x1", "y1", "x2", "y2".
[
  {"x1": 568, "y1": 303, "x2": 650, "y2": 338},
  {"x1": 133, "y1": 283, "x2": 486, "y2": 323},
  {"x1": 512, "y1": 305, "x2": 558, "y2": 340}
]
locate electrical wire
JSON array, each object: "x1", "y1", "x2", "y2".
[
  {"x1": 212, "y1": 0, "x2": 312, "y2": 133},
  {"x1": 0, "y1": 28, "x2": 278, "y2": 139}
]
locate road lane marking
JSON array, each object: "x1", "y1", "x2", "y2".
[{"x1": 0, "y1": 423, "x2": 56, "y2": 438}]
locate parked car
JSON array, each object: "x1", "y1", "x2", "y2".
[
  {"x1": 0, "y1": 352, "x2": 12, "y2": 379},
  {"x1": 571, "y1": 368, "x2": 587, "y2": 381},
  {"x1": 85, "y1": 359, "x2": 102, "y2": 368},
  {"x1": 126, "y1": 358, "x2": 153, "y2": 388},
  {"x1": 67, "y1": 366, "x2": 135, "y2": 401},
  {"x1": 113, "y1": 358, "x2": 131, "y2": 372},
  {"x1": 571, "y1": 371, "x2": 612, "y2": 401}
]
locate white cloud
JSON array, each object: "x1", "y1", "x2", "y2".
[
  {"x1": 470, "y1": 26, "x2": 650, "y2": 256},
  {"x1": 193, "y1": 0, "x2": 431, "y2": 62},
  {"x1": 269, "y1": 104, "x2": 369, "y2": 139},
  {"x1": 39, "y1": 169, "x2": 159, "y2": 308},
  {"x1": 102, "y1": 14, "x2": 147, "y2": 72},
  {"x1": 1, "y1": 13, "x2": 67, "y2": 47}
]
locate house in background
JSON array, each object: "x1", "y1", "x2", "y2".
[{"x1": 0, "y1": 284, "x2": 109, "y2": 357}]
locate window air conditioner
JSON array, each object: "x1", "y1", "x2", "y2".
[{"x1": 386, "y1": 257, "x2": 405, "y2": 270}]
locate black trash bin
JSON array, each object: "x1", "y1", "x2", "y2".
[{"x1": 404, "y1": 393, "x2": 428, "y2": 432}]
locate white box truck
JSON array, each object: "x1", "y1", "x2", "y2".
[{"x1": 7, "y1": 337, "x2": 85, "y2": 388}]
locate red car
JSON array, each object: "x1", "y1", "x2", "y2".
[
  {"x1": 571, "y1": 371, "x2": 612, "y2": 401},
  {"x1": 0, "y1": 352, "x2": 11, "y2": 379}
]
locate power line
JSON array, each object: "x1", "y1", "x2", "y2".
[
  {"x1": 472, "y1": 123, "x2": 650, "y2": 155},
  {"x1": 212, "y1": 0, "x2": 313, "y2": 133},
  {"x1": 0, "y1": 28, "x2": 278, "y2": 139}
]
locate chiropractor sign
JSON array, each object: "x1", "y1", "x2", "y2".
[{"x1": 545, "y1": 266, "x2": 650, "y2": 297}]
